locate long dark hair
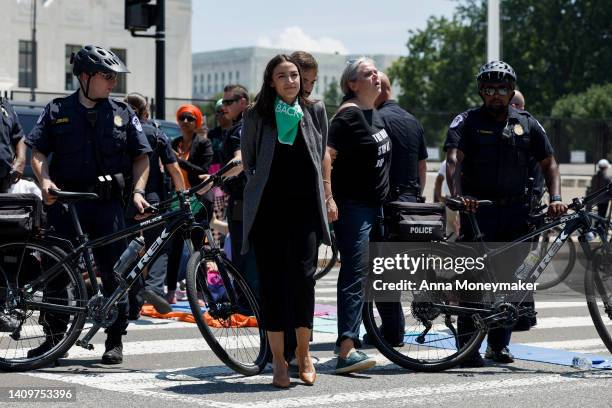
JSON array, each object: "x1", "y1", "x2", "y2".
[{"x1": 252, "y1": 54, "x2": 311, "y2": 125}]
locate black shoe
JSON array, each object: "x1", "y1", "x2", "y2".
[
  {"x1": 458, "y1": 353, "x2": 485, "y2": 368},
  {"x1": 101, "y1": 337, "x2": 123, "y2": 365},
  {"x1": 0, "y1": 315, "x2": 19, "y2": 332},
  {"x1": 26, "y1": 338, "x2": 68, "y2": 359},
  {"x1": 143, "y1": 290, "x2": 173, "y2": 315},
  {"x1": 363, "y1": 327, "x2": 405, "y2": 347},
  {"x1": 484, "y1": 346, "x2": 514, "y2": 363}
]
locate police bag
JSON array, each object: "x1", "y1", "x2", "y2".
[
  {"x1": 384, "y1": 201, "x2": 445, "y2": 242},
  {"x1": 0, "y1": 193, "x2": 43, "y2": 237}
]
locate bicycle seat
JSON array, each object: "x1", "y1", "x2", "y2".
[{"x1": 48, "y1": 188, "x2": 99, "y2": 201}]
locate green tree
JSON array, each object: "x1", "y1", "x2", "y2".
[
  {"x1": 390, "y1": 0, "x2": 612, "y2": 116},
  {"x1": 551, "y1": 83, "x2": 612, "y2": 119},
  {"x1": 323, "y1": 78, "x2": 342, "y2": 107}
]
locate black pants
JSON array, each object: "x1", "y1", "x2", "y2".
[
  {"x1": 458, "y1": 204, "x2": 530, "y2": 352},
  {"x1": 45, "y1": 199, "x2": 128, "y2": 337},
  {"x1": 252, "y1": 196, "x2": 319, "y2": 332}
]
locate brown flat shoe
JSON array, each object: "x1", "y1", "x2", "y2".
[{"x1": 296, "y1": 353, "x2": 316, "y2": 386}]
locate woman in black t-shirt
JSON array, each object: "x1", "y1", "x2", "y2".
[
  {"x1": 242, "y1": 54, "x2": 331, "y2": 388},
  {"x1": 327, "y1": 57, "x2": 391, "y2": 374}
]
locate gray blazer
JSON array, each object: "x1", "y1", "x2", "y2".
[{"x1": 241, "y1": 101, "x2": 332, "y2": 254}]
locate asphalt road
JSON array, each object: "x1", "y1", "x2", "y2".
[{"x1": 2, "y1": 266, "x2": 612, "y2": 408}]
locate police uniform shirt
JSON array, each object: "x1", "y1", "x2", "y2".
[
  {"x1": 377, "y1": 100, "x2": 427, "y2": 195},
  {"x1": 445, "y1": 105, "x2": 553, "y2": 198},
  {"x1": 26, "y1": 91, "x2": 152, "y2": 188},
  {"x1": 143, "y1": 120, "x2": 176, "y2": 203},
  {"x1": 0, "y1": 98, "x2": 25, "y2": 179}
]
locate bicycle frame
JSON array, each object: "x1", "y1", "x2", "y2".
[{"x1": 430, "y1": 195, "x2": 612, "y2": 327}]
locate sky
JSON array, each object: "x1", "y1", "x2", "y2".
[{"x1": 192, "y1": 0, "x2": 456, "y2": 56}]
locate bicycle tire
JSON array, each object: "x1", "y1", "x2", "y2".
[
  {"x1": 314, "y1": 230, "x2": 338, "y2": 281},
  {"x1": 362, "y1": 245, "x2": 488, "y2": 372},
  {"x1": 585, "y1": 247, "x2": 612, "y2": 353},
  {"x1": 0, "y1": 240, "x2": 87, "y2": 371},
  {"x1": 185, "y1": 250, "x2": 269, "y2": 375},
  {"x1": 537, "y1": 229, "x2": 576, "y2": 290}
]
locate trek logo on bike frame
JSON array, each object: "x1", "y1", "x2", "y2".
[
  {"x1": 126, "y1": 229, "x2": 171, "y2": 280},
  {"x1": 530, "y1": 213, "x2": 579, "y2": 282}
]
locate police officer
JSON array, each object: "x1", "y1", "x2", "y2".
[
  {"x1": 363, "y1": 72, "x2": 428, "y2": 347},
  {"x1": 124, "y1": 92, "x2": 185, "y2": 316},
  {"x1": 26, "y1": 45, "x2": 152, "y2": 365},
  {"x1": 0, "y1": 97, "x2": 26, "y2": 193},
  {"x1": 445, "y1": 61, "x2": 567, "y2": 366}
]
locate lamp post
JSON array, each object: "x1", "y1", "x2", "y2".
[
  {"x1": 25, "y1": 0, "x2": 54, "y2": 101},
  {"x1": 487, "y1": 0, "x2": 501, "y2": 62}
]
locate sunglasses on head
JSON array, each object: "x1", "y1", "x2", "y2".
[
  {"x1": 99, "y1": 72, "x2": 118, "y2": 81},
  {"x1": 179, "y1": 114, "x2": 196, "y2": 123},
  {"x1": 222, "y1": 97, "x2": 240, "y2": 106},
  {"x1": 481, "y1": 86, "x2": 511, "y2": 96}
]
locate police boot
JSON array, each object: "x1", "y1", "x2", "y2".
[{"x1": 101, "y1": 334, "x2": 123, "y2": 365}]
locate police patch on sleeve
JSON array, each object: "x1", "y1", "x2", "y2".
[
  {"x1": 450, "y1": 114, "x2": 464, "y2": 129},
  {"x1": 36, "y1": 106, "x2": 48, "y2": 124},
  {"x1": 132, "y1": 115, "x2": 143, "y2": 132}
]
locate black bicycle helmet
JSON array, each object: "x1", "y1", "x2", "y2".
[
  {"x1": 476, "y1": 60, "x2": 516, "y2": 84},
  {"x1": 71, "y1": 45, "x2": 130, "y2": 76}
]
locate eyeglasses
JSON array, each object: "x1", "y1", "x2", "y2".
[
  {"x1": 179, "y1": 115, "x2": 196, "y2": 123},
  {"x1": 481, "y1": 86, "x2": 511, "y2": 96},
  {"x1": 99, "y1": 72, "x2": 118, "y2": 81},
  {"x1": 221, "y1": 97, "x2": 240, "y2": 106}
]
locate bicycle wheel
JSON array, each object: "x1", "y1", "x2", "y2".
[
  {"x1": 363, "y1": 245, "x2": 488, "y2": 372},
  {"x1": 536, "y1": 228, "x2": 576, "y2": 290},
  {"x1": 0, "y1": 240, "x2": 87, "y2": 371},
  {"x1": 585, "y1": 246, "x2": 612, "y2": 353},
  {"x1": 185, "y1": 250, "x2": 269, "y2": 375},
  {"x1": 314, "y1": 230, "x2": 338, "y2": 281}
]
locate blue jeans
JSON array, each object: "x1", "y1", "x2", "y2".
[{"x1": 334, "y1": 200, "x2": 382, "y2": 347}]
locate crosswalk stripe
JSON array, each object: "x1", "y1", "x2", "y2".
[
  {"x1": 523, "y1": 338, "x2": 610, "y2": 351},
  {"x1": 22, "y1": 370, "x2": 588, "y2": 408}
]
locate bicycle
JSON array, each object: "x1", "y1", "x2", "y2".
[
  {"x1": 0, "y1": 161, "x2": 269, "y2": 374},
  {"x1": 363, "y1": 183, "x2": 612, "y2": 372}
]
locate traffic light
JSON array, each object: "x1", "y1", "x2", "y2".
[{"x1": 125, "y1": 0, "x2": 157, "y2": 31}]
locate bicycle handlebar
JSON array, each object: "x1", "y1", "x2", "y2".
[
  {"x1": 142, "y1": 159, "x2": 242, "y2": 215},
  {"x1": 445, "y1": 197, "x2": 493, "y2": 212}
]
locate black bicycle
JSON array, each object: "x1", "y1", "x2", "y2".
[
  {"x1": 0, "y1": 161, "x2": 269, "y2": 374},
  {"x1": 363, "y1": 184, "x2": 612, "y2": 371}
]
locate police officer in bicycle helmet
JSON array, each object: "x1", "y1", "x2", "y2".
[
  {"x1": 25, "y1": 45, "x2": 152, "y2": 365},
  {"x1": 443, "y1": 60, "x2": 567, "y2": 367}
]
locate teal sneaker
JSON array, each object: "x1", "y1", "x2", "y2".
[{"x1": 335, "y1": 350, "x2": 376, "y2": 374}]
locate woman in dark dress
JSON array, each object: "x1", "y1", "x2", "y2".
[{"x1": 241, "y1": 54, "x2": 331, "y2": 388}]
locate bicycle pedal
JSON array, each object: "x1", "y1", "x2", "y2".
[{"x1": 75, "y1": 340, "x2": 94, "y2": 350}]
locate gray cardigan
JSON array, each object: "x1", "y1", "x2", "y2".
[{"x1": 241, "y1": 101, "x2": 332, "y2": 254}]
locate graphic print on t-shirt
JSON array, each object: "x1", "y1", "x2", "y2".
[{"x1": 373, "y1": 128, "x2": 390, "y2": 168}]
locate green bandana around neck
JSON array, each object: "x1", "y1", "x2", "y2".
[{"x1": 274, "y1": 96, "x2": 303, "y2": 145}]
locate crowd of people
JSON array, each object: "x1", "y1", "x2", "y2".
[{"x1": 2, "y1": 43, "x2": 607, "y2": 387}]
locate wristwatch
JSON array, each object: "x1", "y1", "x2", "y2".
[
  {"x1": 550, "y1": 194, "x2": 562, "y2": 203},
  {"x1": 133, "y1": 188, "x2": 146, "y2": 197}
]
